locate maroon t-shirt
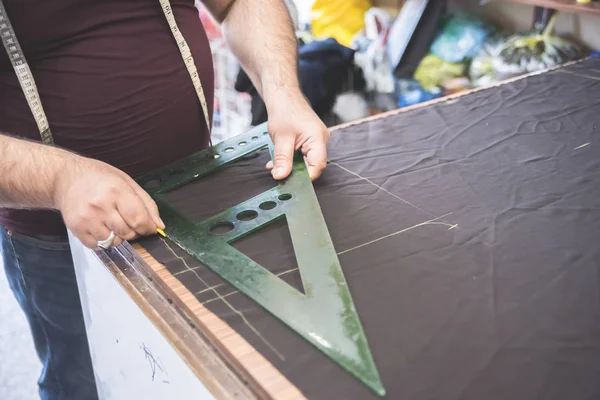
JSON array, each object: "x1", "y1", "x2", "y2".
[{"x1": 0, "y1": 0, "x2": 214, "y2": 236}]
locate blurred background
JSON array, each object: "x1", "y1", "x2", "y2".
[
  {"x1": 2, "y1": 1, "x2": 599, "y2": 398},
  {"x1": 201, "y1": 0, "x2": 599, "y2": 142}
]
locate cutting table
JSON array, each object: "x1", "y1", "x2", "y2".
[{"x1": 69, "y1": 56, "x2": 600, "y2": 400}]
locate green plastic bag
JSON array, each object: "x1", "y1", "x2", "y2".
[
  {"x1": 470, "y1": 15, "x2": 581, "y2": 86},
  {"x1": 414, "y1": 53, "x2": 466, "y2": 91}
]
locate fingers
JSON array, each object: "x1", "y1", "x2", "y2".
[
  {"x1": 61, "y1": 161, "x2": 164, "y2": 250},
  {"x1": 134, "y1": 187, "x2": 165, "y2": 230},
  {"x1": 63, "y1": 210, "x2": 112, "y2": 249},
  {"x1": 115, "y1": 190, "x2": 157, "y2": 236},
  {"x1": 106, "y1": 209, "x2": 138, "y2": 241},
  {"x1": 305, "y1": 143, "x2": 327, "y2": 181},
  {"x1": 78, "y1": 233, "x2": 103, "y2": 249},
  {"x1": 271, "y1": 132, "x2": 295, "y2": 180},
  {"x1": 78, "y1": 205, "x2": 140, "y2": 250},
  {"x1": 302, "y1": 137, "x2": 328, "y2": 181},
  {"x1": 124, "y1": 176, "x2": 165, "y2": 230},
  {"x1": 266, "y1": 138, "x2": 328, "y2": 180},
  {"x1": 84, "y1": 223, "x2": 122, "y2": 249},
  {"x1": 80, "y1": 232, "x2": 123, "y2": 250}
]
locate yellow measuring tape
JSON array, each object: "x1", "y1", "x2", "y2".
[
  {"x1": 158, "y1": 0, "x2": 211, "y2": 133},
  {"x1": 0, "y1": 2, "x2": 53, "y2": 144}
]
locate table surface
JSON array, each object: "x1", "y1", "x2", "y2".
[{"x1": 136, "y1": 56, "x2": 600, "y2": 400}]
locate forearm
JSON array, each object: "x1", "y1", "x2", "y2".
[
  {"x1": 220, "y1": 0, "x2": 300, "y2": 103},
  {"x1": 0, "y1": 134, "x2": 77, "y2": 209}
]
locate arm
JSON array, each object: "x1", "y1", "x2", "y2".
[
  {"x1": 203, "y1": 0, "x2": 299, "y2": 101},
  {"x1": 0, "y1": 133, "x2": 71, "y2": 209},
  {"x1": 0, "y1": 133, "x2": 163, "y2": 248},
  {"x1": 201, "y1": 0, "x2": 330, "y2": 180}
]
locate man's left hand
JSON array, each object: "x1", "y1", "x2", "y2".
[{"x1": 265, "y1": 90, "x2": 330, "y2": 181}]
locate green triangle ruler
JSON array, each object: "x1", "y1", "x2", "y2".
[{"x1": 135, "y1": 122, "x2": 385, "y2": 396}]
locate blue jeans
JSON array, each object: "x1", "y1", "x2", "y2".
[{"x1": 0, "y1": 228, "x2": 98, "y2": 400}]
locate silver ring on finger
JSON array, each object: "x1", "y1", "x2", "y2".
[{"x1": 97, "y1": 231, "x2": 116, "y2": 250}]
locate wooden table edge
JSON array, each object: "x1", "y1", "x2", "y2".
[{"x1": 128, "y1": 243, "x2": 305, "y2": 400}]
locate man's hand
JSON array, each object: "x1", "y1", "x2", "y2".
[
  {"x1": 54, "y1": 158, "x2": 164, "y2": 249},
  {"x1": 265, "y1": 91, "x2": 330, "y2": 181},
  {"x1": 0, "y1": 134, "x2": 164, "y2": 249},
  {"x1": 208, "y1": 0, "x2": 329, "y2": 178}
]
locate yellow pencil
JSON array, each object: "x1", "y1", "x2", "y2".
[{"x1": 157, "y1": 228, "x2": 166, "y2": 237}]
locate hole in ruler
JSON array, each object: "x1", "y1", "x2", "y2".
[
  {"x1": 224, "y1": 147, "x2": 234, "y2": 153},
  {"x1": 236, "y1": 210, "x2": 258, "y2": 221},
  {"x1": 251, "y1": 136, "x2": 259, "y2": 140},
  {"x1": 239, "y1": 141, "x2": 248, "y2": 147},
  {"x1": 163, "y1": 146, "x2": 276, "y2": 223},
  {"x1": 259, "y1": 201, "x2": 277, "y2": 210},
  {"x1": 279, "y1": 193, "x2": 292, "y2": 201},
  {"x1": 263, "y1": 131, "x2": 268, "y2": 135},
  {"x1": 144, "y1": 179, "x2": 162, "y2": 189},
  {"x1": 209, "y1": 221, "x2": 235, "y2": 235},
  {"x1": 213, "y1": 154, "x2": 221, "y2": 159},
  {"x1": 231, "y1": 216, "x2": 304, "y2": 294}
]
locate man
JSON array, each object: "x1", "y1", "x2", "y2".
[{"x1": 0, "y1": 0, "x2": 329, "y2": 399}]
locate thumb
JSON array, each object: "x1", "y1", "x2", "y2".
[{"x1": 271, "y1": 133, "x2": 295, "y2": 180}]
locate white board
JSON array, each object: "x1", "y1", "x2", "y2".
[{"x1": 69, "y1": 233, "x2": 215, "y2": 400}]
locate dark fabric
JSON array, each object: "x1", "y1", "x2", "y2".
[
  {"x1": 235, "y1": 38, "x2": 363, "y2": 125},
  {"x1": 140, "y1": 56, "x2": 600, "y2": 400},
  {"x1": 0, "y1": 228, "x2": 98, "y2": 400},
  {"x1": 0, "y1": 0, "x2": 214, "y2": 236}
]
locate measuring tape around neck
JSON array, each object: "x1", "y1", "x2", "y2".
[
  {"x1": 158, "y1": 0, "x2": 211, "y2": 134},
  {"x1": 0, "y1": 1, "x2": 53, "y2": 144},
  {"x1": 0, "y1": 0, "x2": 211, "y2": 146}
]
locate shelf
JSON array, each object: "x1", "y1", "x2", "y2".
[{"x1": 500, "y1": 0, "x2": 600, "y2": 16}]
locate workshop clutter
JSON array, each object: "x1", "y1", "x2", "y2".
[
  {"x1": 287, "y1": 3, "x2": 587, "y2": 115},
  {"x1": 393, "y1": 11, "x2": 582, "y2": 105},
  {"x1": 196, "y1": 3, "x2": 253, "y2": 142},
  {"x1": 197, "y1": 0, "x2": 588, "y2": 135},
  {"x1": 235, "y1": 38, "x2": 365, "y2": 126},
  {"x1": 310, "y1": 0, "x2": 372, "y2": 48},
  {"x1": 410, "y1": 13, "x2": 495, "y2": 97},
  {"x1": 469, "y1": 15, "x2": 582, "y2": 86}
]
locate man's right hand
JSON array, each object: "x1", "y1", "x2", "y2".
[{"x1": 54, "y1": 157, "x2": 165, "y2": 249}]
